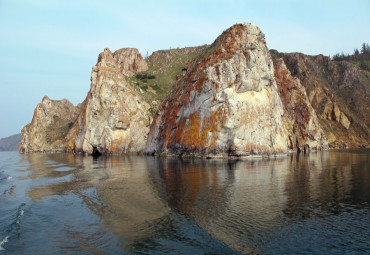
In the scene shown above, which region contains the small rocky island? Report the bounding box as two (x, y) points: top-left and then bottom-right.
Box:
(19, 23), (370, 156)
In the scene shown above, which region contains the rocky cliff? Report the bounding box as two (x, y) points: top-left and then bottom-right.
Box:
(19, 96), (80, 152)
(271, 51), (370, 148)
(65, 48), (151, 154)
(146, 24), (288, 157)
(20, 23), (369, 155)
(273, 58), (328, 151)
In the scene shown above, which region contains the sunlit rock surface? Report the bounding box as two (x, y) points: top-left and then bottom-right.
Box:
(20, 23), (369, 155)
(113, 48), (148, 76)
(66, 48), (151, 154)
(146, 23), (288, 157)
(20, 96), (80, 152)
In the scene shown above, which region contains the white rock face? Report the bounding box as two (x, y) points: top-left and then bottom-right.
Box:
(20, 96), (79, 152)
(146, 24), (288, 157)
(66, 48), (151, 154)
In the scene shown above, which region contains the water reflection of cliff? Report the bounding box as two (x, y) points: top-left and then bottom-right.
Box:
(148, 157), (290, 254)
(21, 154), (170, 248)
(19, 150), (369, 254)
(146, 150), (369, 254)
(283, 150), (369, 219)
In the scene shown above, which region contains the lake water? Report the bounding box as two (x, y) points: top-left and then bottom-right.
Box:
(0, 150), (369, 254)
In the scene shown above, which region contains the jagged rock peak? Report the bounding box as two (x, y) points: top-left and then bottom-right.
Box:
(95, 47), (148, 77)
(113, 48), (148, 76)
(65, 46), (151, 154)
(42, 95), (50, 102)
(146, 23), (288, 157)
(20, 96), (80, 152)
(96, 48), (118, 68)
(213, 23), (266, 52)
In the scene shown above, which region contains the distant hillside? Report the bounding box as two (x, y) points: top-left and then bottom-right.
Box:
(332, 42), (370, 71)
(0, 133), (22, 151)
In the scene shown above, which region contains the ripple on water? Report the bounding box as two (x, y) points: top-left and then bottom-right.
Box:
(0, 236), (9, 250)
(54, 166), (74, 172)
(0, 203), (25, 252)
(259, 208), (370, 254)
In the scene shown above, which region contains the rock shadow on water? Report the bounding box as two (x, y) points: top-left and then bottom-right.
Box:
(16, 150), (370, 254)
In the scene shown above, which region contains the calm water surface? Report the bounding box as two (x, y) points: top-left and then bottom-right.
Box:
(0, 150), (369, 254)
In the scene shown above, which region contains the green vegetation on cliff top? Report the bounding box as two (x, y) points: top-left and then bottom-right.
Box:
(125, 45), (210, 116)
(332, 42), (370, 71)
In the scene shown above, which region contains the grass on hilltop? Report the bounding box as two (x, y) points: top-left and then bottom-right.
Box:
(125, 45), (210, 116)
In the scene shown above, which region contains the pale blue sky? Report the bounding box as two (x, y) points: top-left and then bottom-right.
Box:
(0, 0), (369, 138)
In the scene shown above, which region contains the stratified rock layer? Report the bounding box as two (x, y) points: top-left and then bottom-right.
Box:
(146, 24), (288, 157)
(274, 58), (328, 151)
(20, 96), (80, 152)
(272, 51), (370, 148)
(65, 48), (151, 154)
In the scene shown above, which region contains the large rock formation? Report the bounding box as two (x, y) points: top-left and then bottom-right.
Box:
(146, 24), (288, 157)
(273, 58), (328, 151)
(20, 23), (368, 155)
(20, 96), (80, 152)
(271, 51), (370, 148)
(65, 48), (151, 154)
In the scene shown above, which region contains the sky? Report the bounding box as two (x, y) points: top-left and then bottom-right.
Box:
(0, 0), (369, 138)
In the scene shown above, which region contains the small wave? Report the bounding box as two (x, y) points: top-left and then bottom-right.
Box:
(16, 209), (24, 224)
(0, 236), (9, 250)
(0, 176), (12, 181)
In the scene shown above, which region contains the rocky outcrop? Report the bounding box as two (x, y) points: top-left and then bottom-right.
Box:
(65, 48), (151, 154)
(273, 58), (328, 151)
(20, 24), (369, 155)
(272, 51), (370, 148)
(112, 48), (148, 76)
(146, 24), (288, 157)
(20, 96), (80, 152)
